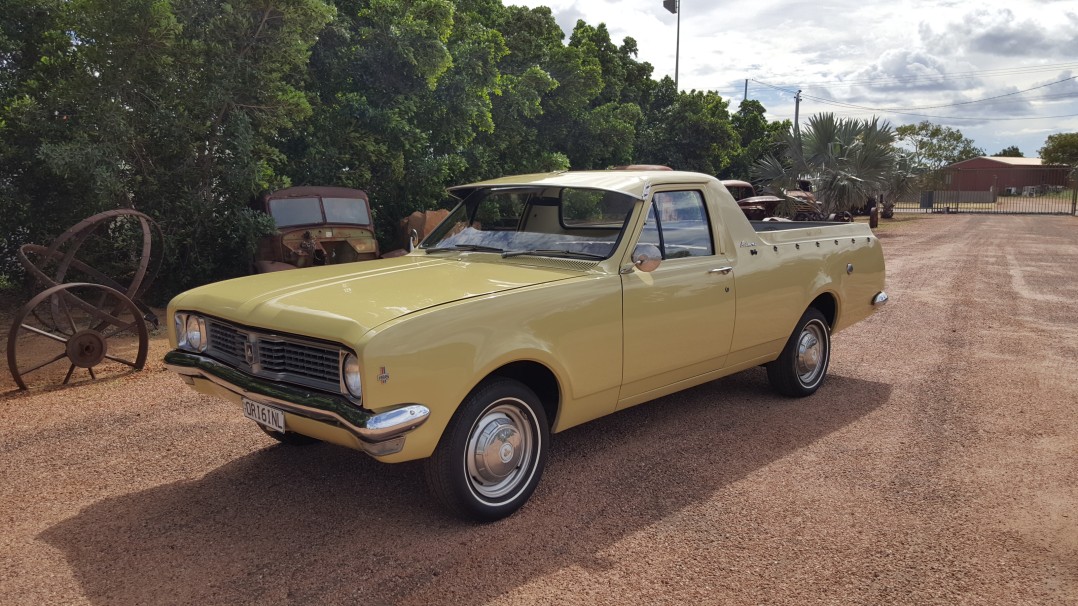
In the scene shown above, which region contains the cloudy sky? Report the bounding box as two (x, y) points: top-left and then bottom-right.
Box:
(510, 0), (1078, 159)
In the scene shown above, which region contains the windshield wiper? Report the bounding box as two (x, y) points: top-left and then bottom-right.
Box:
(502, 249), (607, 260)
(424, 244), (506, 254)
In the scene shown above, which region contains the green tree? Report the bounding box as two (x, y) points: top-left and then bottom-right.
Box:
(895, 120), (984, 171)
(0, 0), (97, 279)
(725, 99), (790, 179)
(463, 5), (570, 177)
(1, 0), (335, 295)
(281, 0), (503, 250)
(466, 9), (651, 176)
(753, 113), (902, 215)
(1039, 132), (1078, 166)
(992, 145), (1023, 157)
(633, 79), (739, 174)
(555, 19), (644, 168)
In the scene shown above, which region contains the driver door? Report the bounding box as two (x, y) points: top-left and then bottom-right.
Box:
(618, 189), (736, 404)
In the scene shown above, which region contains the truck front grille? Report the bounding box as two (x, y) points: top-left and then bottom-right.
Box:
(206, 319), (342, 393)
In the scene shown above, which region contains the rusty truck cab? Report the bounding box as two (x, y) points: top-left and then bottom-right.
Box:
(253, 186), (379, 273)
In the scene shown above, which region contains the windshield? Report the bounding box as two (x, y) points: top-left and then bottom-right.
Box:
(421, 187), (637, 260)
(323, 197), (371, 225)
(268, 196), (372, 227)
(268, 197), (323, 227)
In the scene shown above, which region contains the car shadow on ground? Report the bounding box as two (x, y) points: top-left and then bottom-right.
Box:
(40, 369), (891, 605)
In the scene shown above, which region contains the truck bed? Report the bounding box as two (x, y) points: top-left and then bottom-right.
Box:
(747, 219), (874, 248)
(749, 220), (845, 232)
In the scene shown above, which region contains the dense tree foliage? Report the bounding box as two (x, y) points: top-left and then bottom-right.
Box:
(1039, 132), (1078, 167)
(1, 0), (789, 298)
(895, 121), (984, 171)
(727, 99), (791, 179)
(1, 0), (334, 295)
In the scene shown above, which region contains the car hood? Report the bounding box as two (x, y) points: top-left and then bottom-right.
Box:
(170, 256), (582, 345)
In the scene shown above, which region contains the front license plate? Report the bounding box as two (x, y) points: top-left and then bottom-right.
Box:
(243, 398), (286, 433)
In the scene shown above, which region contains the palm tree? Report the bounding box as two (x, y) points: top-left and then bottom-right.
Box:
(752, 113), (906, 216)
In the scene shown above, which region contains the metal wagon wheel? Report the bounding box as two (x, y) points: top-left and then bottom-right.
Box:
(18, 209), (163, 296)
(16, 209), (163, 330)
(7, 283), (149, 390)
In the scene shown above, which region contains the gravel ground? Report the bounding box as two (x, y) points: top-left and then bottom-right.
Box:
(1, 214), (1076, 605)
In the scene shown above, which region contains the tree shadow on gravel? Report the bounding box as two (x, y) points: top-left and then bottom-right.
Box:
(40, 369), (890, 605)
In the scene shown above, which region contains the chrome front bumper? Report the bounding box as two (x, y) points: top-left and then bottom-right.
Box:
(164, 350), (429, 456)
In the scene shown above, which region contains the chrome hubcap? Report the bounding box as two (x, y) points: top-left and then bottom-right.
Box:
(467, 400), (535, 500)
(795, 321), (827, 386)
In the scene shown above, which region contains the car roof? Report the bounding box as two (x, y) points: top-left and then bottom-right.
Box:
(448, 170), (717, 200)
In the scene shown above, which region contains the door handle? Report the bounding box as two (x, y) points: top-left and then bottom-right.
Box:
(709, 267), (733, 275)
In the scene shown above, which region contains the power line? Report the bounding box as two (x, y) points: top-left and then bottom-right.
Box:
(764, 61), (1078, 90)
(765, 108), (1078, 122)
(797, 76), (1077, 111)
(748, 78), (1078, 122)
(811, 104), (1078, 122)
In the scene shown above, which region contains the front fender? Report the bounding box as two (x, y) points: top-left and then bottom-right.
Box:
(356, 273), (624, 462)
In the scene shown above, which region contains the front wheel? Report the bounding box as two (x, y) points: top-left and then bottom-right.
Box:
(766, 308), (831, 397)
(425, 378), (549, 522)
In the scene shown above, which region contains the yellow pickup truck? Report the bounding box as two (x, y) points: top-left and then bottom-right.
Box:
(165, 169), (888, 520)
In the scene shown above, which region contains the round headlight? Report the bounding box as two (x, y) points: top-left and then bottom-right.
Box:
(343, 353), (362, 398)
(185, 315), (206, 351)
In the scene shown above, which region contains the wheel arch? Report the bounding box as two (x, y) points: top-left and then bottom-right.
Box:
(486, 360), (560, 429)
(808, 291), (838, 329)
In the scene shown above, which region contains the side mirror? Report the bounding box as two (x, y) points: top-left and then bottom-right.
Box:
(632, 243), (662, 273)
(408, 228), (420, 251)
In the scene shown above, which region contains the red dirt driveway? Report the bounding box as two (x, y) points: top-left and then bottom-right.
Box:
(1, 214), (1076, 605)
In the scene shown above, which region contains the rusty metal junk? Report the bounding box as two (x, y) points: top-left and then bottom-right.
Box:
(6, 210), (162, 390)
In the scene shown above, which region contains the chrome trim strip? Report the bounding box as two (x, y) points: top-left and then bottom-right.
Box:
(872, 291), (889, 306)
(164, 350), (429, 448)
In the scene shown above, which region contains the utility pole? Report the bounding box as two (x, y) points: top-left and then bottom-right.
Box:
(744, 79), (748, 102)
(663, 0), (680, 90)
(794, 89), (803, 172)
(794, 89), (802, 140)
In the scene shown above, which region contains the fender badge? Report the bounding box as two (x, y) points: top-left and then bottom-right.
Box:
(377, 366), (390, 384)
(739, 241), (758, 248)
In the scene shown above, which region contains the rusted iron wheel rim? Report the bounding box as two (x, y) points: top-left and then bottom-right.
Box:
(7, 283), (149, 390)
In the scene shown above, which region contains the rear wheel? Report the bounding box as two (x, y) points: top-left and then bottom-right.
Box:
(766, 308), (831, 397)
(425, 378), (549, 522)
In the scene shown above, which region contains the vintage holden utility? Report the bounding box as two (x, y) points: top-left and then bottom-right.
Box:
(165, 169), (888, 521)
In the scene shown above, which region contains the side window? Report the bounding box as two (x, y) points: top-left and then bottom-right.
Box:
(651, 191), (713, 259)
